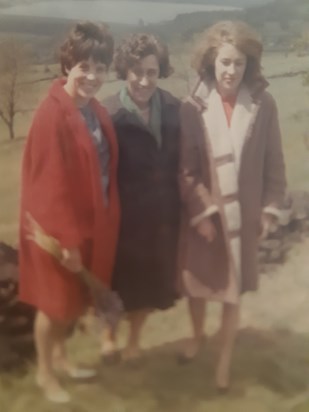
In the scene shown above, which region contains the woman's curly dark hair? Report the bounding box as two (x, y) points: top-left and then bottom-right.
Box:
(114, 33), (173, 79)
(60, 21), (114, 75)
(192, 20), (263, 86)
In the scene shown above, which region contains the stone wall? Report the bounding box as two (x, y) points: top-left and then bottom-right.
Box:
(259, 190), (309, 273)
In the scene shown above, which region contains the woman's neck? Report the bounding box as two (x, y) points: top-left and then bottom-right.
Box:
(216, 85), (239, 101)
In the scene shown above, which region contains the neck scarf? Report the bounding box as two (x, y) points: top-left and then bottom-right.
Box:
(120, 86), (162, 147)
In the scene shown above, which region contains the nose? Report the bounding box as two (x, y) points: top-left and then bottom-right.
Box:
(86, 73), (95, 81)
(139, 75), (150, 87)
(227, 64), (236, 75)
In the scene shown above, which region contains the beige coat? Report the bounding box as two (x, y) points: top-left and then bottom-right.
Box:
(178, 78), (286, 303)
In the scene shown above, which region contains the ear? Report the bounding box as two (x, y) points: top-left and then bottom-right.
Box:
(64, 66), (70, 76)
(0, 248), (4, 265)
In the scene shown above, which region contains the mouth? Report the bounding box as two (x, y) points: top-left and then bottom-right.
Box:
(136, 87), (153, 95)
(80, 83), (97, 94)
(224, 77), (235, 83)
(137, 87), (151, 92)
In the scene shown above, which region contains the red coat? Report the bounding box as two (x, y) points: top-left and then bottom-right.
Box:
(19, 79), (120, 321)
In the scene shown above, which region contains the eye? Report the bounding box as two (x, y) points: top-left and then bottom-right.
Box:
(80, 62), (90, 72)
(132, 68), (143, 77)
(221, 59), (231, 66)
(147, 69), (159, 77)
(96, 64), (107, 73)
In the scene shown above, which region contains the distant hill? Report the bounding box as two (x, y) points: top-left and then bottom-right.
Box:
(114, 0), (273, 7)
(0, 0), (274, 9)
(0, 0), (307, 61)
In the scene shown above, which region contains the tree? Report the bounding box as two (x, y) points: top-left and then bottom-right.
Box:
(170, 35), (194, 96)
(0, 37), (32, 140)
(291, 29), (309, 57)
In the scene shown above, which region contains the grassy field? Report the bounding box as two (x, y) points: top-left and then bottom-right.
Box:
(1, 51), (309, 411)
(2, 241), (309, 411)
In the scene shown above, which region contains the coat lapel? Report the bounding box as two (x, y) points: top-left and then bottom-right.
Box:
(193, 80), (262, 174)
(229, 86), (260, 173)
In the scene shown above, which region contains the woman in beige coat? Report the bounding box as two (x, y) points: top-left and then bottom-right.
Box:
(178, 20), (286, 391)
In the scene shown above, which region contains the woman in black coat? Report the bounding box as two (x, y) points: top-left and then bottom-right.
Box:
(102, 33), (181, 360)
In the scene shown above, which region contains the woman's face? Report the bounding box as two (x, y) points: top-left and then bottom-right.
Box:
(126, 54), (160, 109)
(65, 57), (107, 106)
(214, 42), (247, 97)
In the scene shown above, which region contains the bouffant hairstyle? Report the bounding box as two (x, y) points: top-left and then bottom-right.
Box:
(192, 20), (263, 85)
(114, 33), (173, 79)
(60, 21), (114, 75)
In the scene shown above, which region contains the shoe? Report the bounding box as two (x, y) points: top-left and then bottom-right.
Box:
(176, 352), (196, 365)
(101, 350), (121, 366)
(66, 367), (97, 379)
(44, 388), (71, 403)
(216, 385), (229, 395)
(176, 337), (205, 365)
(121, 348), (143, 368)
(121, 347), (141, 362)
(36, 375), (71, 404)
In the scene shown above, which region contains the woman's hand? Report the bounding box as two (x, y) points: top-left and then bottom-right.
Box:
(196, 217), (217, 242)
(61, 247), (83, 273)
(259, 213), (277, 240)
(63, 63), (87, 98)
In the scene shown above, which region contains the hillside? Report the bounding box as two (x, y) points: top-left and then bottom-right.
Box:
(0, 0), (274, 7)
(0, 0), (306, 61)
(106, 0), (273, 6)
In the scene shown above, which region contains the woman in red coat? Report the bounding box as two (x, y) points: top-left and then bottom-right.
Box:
(18, 22), (120, 403)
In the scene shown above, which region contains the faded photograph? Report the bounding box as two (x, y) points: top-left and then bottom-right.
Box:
(0, 0), (308, 411)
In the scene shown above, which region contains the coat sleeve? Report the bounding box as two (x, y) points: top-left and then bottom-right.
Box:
(262, 96), (287, 217)
(179, 100), (218, 226)
(22, 105), (82, 249)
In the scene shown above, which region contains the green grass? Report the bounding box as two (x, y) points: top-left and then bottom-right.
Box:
(1, 51), (309, 411)
(3, 247), (309, 412)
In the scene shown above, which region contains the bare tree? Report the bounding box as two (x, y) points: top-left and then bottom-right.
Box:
(171, 35), (193, 96)
(291, 29), (309, 57)
(0, 37), (32, 139)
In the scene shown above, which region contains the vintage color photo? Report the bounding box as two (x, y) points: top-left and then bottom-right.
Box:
(0, 0), (309, 411)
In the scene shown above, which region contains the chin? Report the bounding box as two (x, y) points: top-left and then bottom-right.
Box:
(132, 96), (148, 107)
(224, 86), (237, 96)
(79, 87), (99, 98)
(137, 97), (149, 104)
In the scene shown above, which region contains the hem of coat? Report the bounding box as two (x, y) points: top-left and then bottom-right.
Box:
(117, 295), (179, 312)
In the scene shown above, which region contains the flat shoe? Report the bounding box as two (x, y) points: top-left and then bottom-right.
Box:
(216, 386), (229, 395)
(67, 367), (97, 379)
(176, 352), (196, 365)
(36, 375), (71, 404)
(45, 388), (71, 403)
(101, 350), (121, 366)
(123, 356), (143, 369)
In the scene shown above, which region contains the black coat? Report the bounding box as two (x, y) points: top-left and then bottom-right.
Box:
(104, 89), (181, 311)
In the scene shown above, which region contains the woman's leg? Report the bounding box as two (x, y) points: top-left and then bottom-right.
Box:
(100, 323), (119, 364)
(53, 327), (97, 378)
(215, 303), (239, 390)
(122, 309), (150, 360)
(181, 297), (206, 359)
(34, 310), (70, 402)
(101, 324), (117, 351)
(52, 323), (75, 372)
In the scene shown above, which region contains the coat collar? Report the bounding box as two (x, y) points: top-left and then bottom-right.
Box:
(191, 76), (268, 171)
(104, 87), (179, 117)
(48, 77), (117, 157)
(189, 75), (269, 113)
(104, 87), (179, 146)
